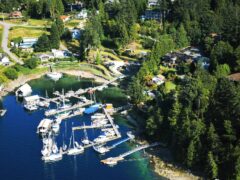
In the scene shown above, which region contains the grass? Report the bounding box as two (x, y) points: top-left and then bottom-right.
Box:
(165, 81), (176, 93)
(65, 19), (84, 28)
(54, 61), (112, 80)
(9, 26), (48, 41)
(0, 25), (3, 52)
(27, 19), (52, 27)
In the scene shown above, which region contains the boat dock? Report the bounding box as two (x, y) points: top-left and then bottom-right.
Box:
(101, 142), (160, 165)
(45, 100), (94, 117)
(103, 108), (121, 138)
(72, 124), (112, 130)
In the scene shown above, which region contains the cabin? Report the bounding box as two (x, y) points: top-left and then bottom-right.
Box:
(9, 11), (23, 19)
(23, 95), (40, 105)
(15, 84), (32, 97)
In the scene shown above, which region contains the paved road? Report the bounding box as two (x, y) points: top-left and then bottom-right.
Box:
(0, 21), (24, 64)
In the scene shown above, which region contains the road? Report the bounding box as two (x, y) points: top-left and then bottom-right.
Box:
(0, 21), (24, 64)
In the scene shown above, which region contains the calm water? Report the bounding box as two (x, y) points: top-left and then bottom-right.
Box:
(0, 75), (161, 180)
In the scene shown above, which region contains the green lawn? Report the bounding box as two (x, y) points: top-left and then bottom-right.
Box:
(9, 26), (48, 41)
(28, 19), (52, 27)
(165, 81), (176, 93)
(65, 19), (84, 28)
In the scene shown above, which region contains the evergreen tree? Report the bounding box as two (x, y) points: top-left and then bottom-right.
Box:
(176, 24), (189, 48)
(34, 33), (50, 52)
(205, 151), (218, 179)
(49, 23), (60, 49)
(55, 17), (65, 37)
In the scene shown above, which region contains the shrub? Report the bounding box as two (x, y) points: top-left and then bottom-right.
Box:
(25, 57), (40, 69)
(4, 68), (18, 80)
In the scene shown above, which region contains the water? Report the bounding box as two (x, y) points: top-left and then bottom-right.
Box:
(0, 75), (161, 180)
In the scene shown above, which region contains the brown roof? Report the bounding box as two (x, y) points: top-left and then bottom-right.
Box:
(9, 11), (22, 17)
(228, 73), (240, 82)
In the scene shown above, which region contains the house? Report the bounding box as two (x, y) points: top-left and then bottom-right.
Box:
(0, 54), (10, 66)
(19, 38), (38, 49)
(9, 11), (23, 19)
(70, 29), (81, 39)
(76, 9), (88, 19)
(60, 15), (71, 22)
(148, 0), (158, 7)
(152, 75), (165, 85)
(52, 49), (71, 59)
(141, 10), (161, 21)
(36, 53), (54, 62)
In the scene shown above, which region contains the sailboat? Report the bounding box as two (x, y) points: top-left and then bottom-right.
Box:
(42, 135), (62, 162)
(62, 122), (67, 152)
(82, 122), (90, 145)
(67, 127), (84, 155)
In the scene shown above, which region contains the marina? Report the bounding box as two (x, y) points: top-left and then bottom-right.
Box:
(0, 75), (160, 180)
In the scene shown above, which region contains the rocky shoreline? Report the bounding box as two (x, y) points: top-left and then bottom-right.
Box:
(0, 69), (110, 98)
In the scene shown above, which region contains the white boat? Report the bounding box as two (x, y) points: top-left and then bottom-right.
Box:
(45, 109), (57, 116)
(73, 108), (85, 115)
(42, 153), (62, 162)
(52, 123), (60, 133)
(24, 104), (38, 111)
(103, 129), (115, 137)
(93, 135), (108, 143)
(93, 145), (109, 154)
(46, 72), (63, 81)
(91, 113), (105, 120)
(37, 119), (52, 134)
(67, 129), (84, 155)
(82, 122), (91, 145)
(55, 111), (71, 119)
(38, 101), (50, 108)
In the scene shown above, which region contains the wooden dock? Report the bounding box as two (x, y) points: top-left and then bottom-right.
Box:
(45, 100), (94, 116)
(73, 124), (112, 130)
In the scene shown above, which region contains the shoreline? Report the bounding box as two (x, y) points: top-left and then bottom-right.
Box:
(0, 68), (110, 98)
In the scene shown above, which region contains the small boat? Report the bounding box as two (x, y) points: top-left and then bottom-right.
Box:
(45, 109), (57, 116)
(46, 72), (63, 81)
(37, 119), (52, 134)
(55, 111), (71, 119)
(52, 123), (60, 134)
(93, 145), (109, 154)
(38, 101), (50, 108)
(67, 128), (84, 155)
(84, 104), (102, 114)
(73, 108), (85, 115)
(24, 104), (38, 111)
(91, 113), (105, 120)
(43, 153), (62, 162)
(93, 135), (108, 143)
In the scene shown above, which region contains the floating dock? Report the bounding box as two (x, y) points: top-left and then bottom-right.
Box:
(101, 142), (160, 165)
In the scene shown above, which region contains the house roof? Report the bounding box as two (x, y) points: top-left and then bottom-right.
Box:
(60, 15), (70, 21)
(228, 73), (240, 82)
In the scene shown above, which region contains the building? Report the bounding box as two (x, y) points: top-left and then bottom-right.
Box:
(76, 9), (88, 19)
(148, 0), (158, 7)
(23, 95), (40, 106)
(70, 29), (81, 39)
(19, 38), (38, 49)
(52, 49), (72, 59)
(36, 53), (54, 62)
(15, 83), (32, 97)
(141, 10), (161, 21)
(0, 54), (10, 66)
(60, 15), (71, 22)
(9, 11), (23, 19)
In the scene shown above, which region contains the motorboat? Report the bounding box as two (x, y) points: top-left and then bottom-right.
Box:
(24, 104), (38, 111)
(55, 111), (71, 119)
(93, 145), (109, 154)
(42, 153), (62, 162)
(38, 101), (50, 108)
(46, 72), (63, 81)
(45, 109), (57, 116)
(37, 119), (52, 134)
(93, 135), (108, 143)
(91, 113), (105, 120)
